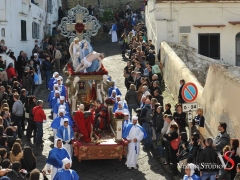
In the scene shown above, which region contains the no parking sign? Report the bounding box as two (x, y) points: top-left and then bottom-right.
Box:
(181, 82), (198, 103)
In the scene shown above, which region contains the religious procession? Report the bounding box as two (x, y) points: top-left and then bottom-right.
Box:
(0, 0), (240, 180)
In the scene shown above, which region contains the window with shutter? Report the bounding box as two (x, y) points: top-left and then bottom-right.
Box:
(36, 23), (39, 38)
(32, 22), (40, 39)
(47, 0), (52, 13)
(21, 20), (27, 41)
(198, 34), (220, 59)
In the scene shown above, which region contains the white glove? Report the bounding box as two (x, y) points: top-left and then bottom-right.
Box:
(43, 120), (47, 123)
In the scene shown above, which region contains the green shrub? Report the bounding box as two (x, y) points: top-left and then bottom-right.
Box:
(101, 9), (114, 22)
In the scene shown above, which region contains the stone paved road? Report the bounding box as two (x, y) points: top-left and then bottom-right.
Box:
(23, 41), (177, 180)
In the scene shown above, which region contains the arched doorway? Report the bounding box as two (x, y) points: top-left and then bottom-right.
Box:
(236, 33), (240, 66)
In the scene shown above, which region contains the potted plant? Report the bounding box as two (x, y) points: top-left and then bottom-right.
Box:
(105, 98), (115, 106)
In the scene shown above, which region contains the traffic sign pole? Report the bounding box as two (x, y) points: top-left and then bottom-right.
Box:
(181, 82), (199, 140)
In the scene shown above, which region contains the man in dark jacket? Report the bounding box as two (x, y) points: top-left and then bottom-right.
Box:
(103, 22), (109, 42)
(135, 72), (141, 90)
(42, 56), (54, 89)
(146, 49), (155, 66)
(153, 90), (163, 108)
(140, 98), (152, 150)
(198, 138), (219, 179)
(213, 122), (230, 153)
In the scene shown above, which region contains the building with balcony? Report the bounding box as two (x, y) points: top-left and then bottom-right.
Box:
(145, 0), (240, 66)
(0, 0), (61, 57)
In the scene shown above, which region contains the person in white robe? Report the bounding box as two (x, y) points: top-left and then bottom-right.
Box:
(115, 101), (130, 117)
(33, 53), (42, 85)
(56, 118), (74, 156)
(111, 23), (118, 42)
(123, 116), (146, 170)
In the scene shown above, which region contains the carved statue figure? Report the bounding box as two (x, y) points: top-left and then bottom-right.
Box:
(65, 76), (80, 113)
(101, 75), (111, 102)
(80, 40), (93, 60)
(69, 37), (82, 69)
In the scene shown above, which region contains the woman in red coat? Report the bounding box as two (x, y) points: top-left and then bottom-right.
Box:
(6, 63), (17, 81)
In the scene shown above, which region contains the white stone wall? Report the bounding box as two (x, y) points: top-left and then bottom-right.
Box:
(145, 1), (240, 66)
(0, 0), (60, 57)
(161, 41), (240, 139)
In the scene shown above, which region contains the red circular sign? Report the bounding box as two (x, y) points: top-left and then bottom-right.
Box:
(181, 82), (198, 103)
(75, 23), (85, 33)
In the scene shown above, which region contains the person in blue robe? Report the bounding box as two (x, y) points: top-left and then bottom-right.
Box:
(108, 81), (122, 97)
(50, 91), (60, 109)
(46, 139), (70, 180)
(58, 84), (66, 97)
(56, 118), (74, 156)
(122, 113), (131, 133)
(48, 72), (59, 91)
(51, 109), (73, 131)
(53, 96), (70, 119)
(54, 77), (66, 97)
(109, 90), (117, 101)
(183, 163), (201, 180)
(48, 84), (59, 102)
(53, 158), (79, 180)
(113, 95), (128, 112)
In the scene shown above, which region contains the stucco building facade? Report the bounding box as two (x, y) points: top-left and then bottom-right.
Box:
(145, 0), (240, 66)
(0, 0), (61, 57)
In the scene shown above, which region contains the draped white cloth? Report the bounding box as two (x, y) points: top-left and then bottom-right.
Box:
(111, 31), (118, 42)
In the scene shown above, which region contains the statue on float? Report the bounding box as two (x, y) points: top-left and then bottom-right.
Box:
(65, 76), (80, 113)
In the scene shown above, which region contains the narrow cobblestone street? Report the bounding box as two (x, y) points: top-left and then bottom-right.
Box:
(24, 41), (177, 180)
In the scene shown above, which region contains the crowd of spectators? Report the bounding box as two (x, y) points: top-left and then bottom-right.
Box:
(0, 34), (69, 179)
(109, 4), (240, 180)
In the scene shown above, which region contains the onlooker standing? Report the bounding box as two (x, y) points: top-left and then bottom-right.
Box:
(177, 132), (189, 176)
(6, 63), (17, 82)
(192, 108), (205, 138)
(9, 142), (23, 163)
(12, 94), (24, 138)
(53, 47), (62, 73)
(146, 49), (155, 66)
(125, 84), (138, 118)
(198, 138), (218, 180)
(29, 169), (49, 180)
(213, 122), (230, 153)
(178, 79), (185, 104)
(103, 22), (110, 42)
(173, 104), (187, 133)
(164, 124), (179, 176)
(87, 5), (94, 15)
(140, 98), (152, 150)
(234, 163), (240, 180)
(42, 56), (54, 89)
(7, 161), (25, 180)
(20, 146), (36, 177)
(26, 96), (37, 142)
(33, 100), (46, 146)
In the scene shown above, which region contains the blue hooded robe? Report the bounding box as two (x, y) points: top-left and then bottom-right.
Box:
(53, 169), (79, 180)
(122, 123), (147, 139)
(51, 116), (73, 130)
